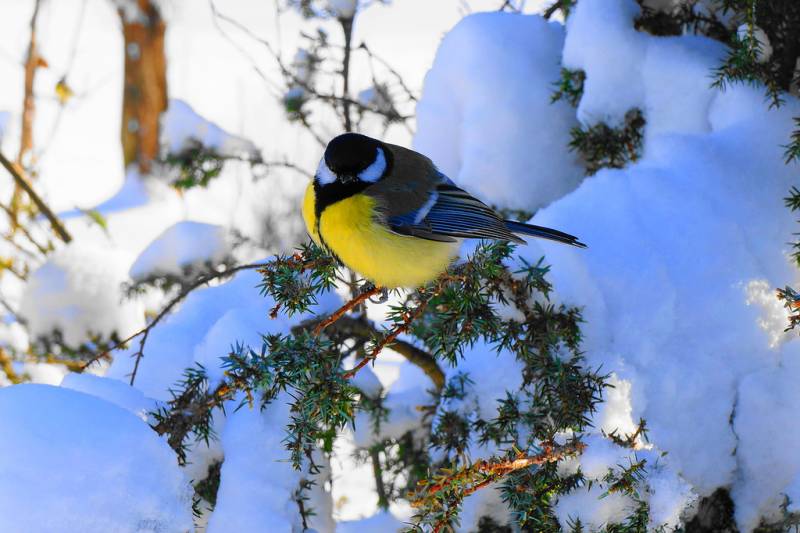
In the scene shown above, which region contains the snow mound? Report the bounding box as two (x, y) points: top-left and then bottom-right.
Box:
(129, 221), (234, 280)
(207, 393), (334, 532)
(416, 5), (800, 530)
(162, 99), (259, 158)
(60, 372), (157, 421)
(0, 384), (193, 532)
(414, 12), (583, 212)
(19, 242), (143, 347)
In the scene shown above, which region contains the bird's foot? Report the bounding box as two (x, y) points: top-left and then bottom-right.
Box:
(363, 283), (388, 304)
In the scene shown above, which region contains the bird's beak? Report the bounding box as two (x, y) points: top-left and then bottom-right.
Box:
(339, 174), (356, 184)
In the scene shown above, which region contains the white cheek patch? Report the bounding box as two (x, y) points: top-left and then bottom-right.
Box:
(357, 147), (386, 183)
(316, 158), (337, 185)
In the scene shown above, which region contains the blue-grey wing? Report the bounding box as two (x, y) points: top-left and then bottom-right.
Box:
(388, 181), (524, 244)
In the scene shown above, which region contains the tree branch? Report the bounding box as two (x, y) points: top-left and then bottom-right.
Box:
(297, 315), (445, 392)
(340, 16), (354, 132)
(0, 152), (72, 243)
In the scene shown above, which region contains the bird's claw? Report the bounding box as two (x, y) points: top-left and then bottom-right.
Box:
(368, 287), (389, 304)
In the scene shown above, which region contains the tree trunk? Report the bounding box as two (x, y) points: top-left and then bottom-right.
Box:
(119, 0), (167, 175)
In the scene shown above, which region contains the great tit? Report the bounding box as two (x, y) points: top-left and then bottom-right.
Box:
(302, 133), (585, 288)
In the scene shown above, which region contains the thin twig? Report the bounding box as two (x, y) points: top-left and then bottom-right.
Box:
(343, 295), (430, 379)
(312, 285), (382, 335)
(0, 152), (72, 243)
(209, 2), (412, 127)
(543, 0), (568, 19)
(10, 0), (44, 230)
(295, 314), (445, 392)
(80, 262), (270, 377)
(340, 16), (354, 132)
(358, 42), (418, 103)
(0, 347), (21, 384)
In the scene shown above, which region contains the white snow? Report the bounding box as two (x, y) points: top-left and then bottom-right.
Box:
(129, 221), (234, 280)
(206, 392), (334, 532)
(562, 0), (647, 126)
(555, 485), (637, 530)
(416, 4), (800, 531)
(19, 241), (144, 347)
(161, 99), (259, 159)
(1, 0), (799, 531)
(328, 0), (358, 19)
(0, 111), (8, 143)
(59, 372), (157, 421)
(414, 12), (584, 212)
(0, 384), (193, 532)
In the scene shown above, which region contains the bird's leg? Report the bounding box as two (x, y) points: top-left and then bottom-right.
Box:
(313, 283), (383, 336)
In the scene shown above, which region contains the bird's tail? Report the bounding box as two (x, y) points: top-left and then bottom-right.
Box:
(504, 220), (587, 248)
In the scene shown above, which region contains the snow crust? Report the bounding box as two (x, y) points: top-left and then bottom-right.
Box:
(0, 384), (193, 532)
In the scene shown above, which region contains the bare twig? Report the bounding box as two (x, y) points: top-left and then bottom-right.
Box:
(312, 285), (382, 335)
(543, 0), (569, 19)
(340, 16), (354, 132)
(343, 294), (430, 380)
(0, 152), (72, 243)
(209, 1), (412, 130)
(358, 42), (418, 103)
(80, 262), (271, 379)
(0, 201), (49, 255)
(0, 347), (21, 384)
(18, 0), (42, 167)
(10, 0), (44, 230)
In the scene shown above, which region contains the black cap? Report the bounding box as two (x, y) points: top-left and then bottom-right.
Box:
(324, 133), (382, 175)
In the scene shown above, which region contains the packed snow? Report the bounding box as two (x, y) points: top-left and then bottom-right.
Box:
(0, 0), (798, 531)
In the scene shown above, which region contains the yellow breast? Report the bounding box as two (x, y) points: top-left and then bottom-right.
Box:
(302, 182), (458, 288)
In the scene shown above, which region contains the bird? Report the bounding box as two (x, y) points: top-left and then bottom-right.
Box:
(302, 133), (585, 289)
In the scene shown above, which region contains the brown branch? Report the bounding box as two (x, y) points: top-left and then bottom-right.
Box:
(18, 0), (42, 166)
(312, 285), (382, 335)
(343, 295), (430, 380)
(0, 347), (21, 384)
(0, 152), (72, 243)
(412, 442), (586, 532)
(296, 315), (445, 392)
(10, 0), (44, 230)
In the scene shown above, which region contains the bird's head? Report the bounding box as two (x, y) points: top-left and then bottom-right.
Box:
(315, 133), (388, 187)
